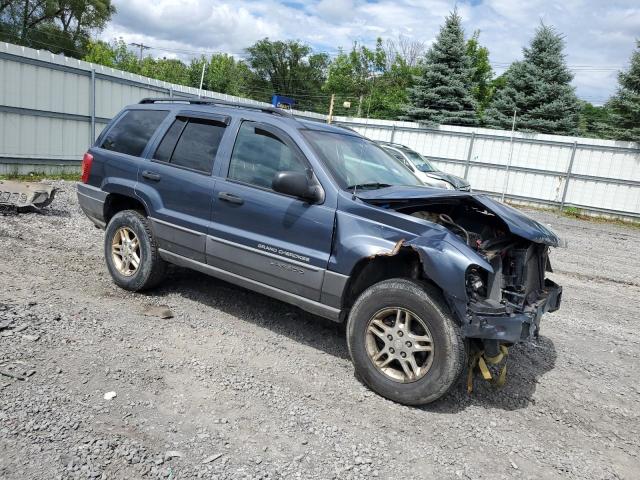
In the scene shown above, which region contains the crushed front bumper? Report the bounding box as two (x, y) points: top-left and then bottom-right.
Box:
(462, 279), (562, 344)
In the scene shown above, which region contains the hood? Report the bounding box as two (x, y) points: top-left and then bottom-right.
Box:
(355, 186), (561, 247)
(424, 171), (470, 190)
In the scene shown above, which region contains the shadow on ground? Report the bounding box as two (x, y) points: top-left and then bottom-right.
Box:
(150, 265), (557, 412)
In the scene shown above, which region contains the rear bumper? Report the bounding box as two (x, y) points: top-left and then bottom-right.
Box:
(77, 183), (107, 228)
(462, 279), (562, 344)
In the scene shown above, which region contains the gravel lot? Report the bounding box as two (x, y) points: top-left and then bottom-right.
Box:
(1, 181), (638, 480)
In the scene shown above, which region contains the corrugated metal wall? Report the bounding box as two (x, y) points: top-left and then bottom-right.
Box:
(0, 42), (323, 173)
(1, 42), (638, 219)
(334, 119), (640, 219)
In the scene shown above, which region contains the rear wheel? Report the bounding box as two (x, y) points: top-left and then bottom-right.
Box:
(347, 278), (466, 405)
(104, 210), (166, 291)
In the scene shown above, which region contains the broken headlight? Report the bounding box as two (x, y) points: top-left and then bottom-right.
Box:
(466, 266), (488, 300)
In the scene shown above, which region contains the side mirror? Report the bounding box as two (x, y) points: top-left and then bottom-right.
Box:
(272, 171), (323, 203)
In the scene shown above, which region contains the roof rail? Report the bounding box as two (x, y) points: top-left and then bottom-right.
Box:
(138, 97), (294, 118)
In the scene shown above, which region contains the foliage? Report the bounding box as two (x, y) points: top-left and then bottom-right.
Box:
(244, 38), (329, 110)
(324, 38), (422, 120)
(605, 40), (640, 143)
(466, 30), (493, 115)
(405, 10), (478, 126)
(0, 0), (115, 58)
(484, 24), (580, 135)
(205, 53), (251, 97)
(577, 102), (611, 139)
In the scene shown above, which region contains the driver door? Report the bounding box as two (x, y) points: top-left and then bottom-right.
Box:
(207, 121), (335, 301)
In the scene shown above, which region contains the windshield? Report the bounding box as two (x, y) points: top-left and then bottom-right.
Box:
(302, 131), (422, 190)
(401, 148), (437, 173)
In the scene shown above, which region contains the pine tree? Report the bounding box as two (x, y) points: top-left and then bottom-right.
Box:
(606, 41), (640, 142)
(484, 24), (580, 135)
(404, 10), (478, 126)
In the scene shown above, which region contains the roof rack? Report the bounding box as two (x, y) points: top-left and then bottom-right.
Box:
(138, 97), (294, 118)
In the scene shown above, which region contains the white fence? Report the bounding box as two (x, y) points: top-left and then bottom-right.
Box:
(334, 119), (640, 219)
(1, 42), (639, 220)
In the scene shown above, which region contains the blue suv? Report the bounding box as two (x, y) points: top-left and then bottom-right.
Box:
(77, 98), (562, 405)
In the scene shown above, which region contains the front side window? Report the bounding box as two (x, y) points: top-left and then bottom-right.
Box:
(382, 147), (414, 171)
(228, 122), (307, 189)
(101, 109), (168, 157)
(400, 148), (437, 173)
(153, 117), (226, 173)
(302, 131), (422, 190)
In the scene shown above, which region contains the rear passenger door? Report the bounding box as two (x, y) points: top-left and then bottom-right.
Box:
(208, 121), (335, 301)
(136, 113), (229, 262)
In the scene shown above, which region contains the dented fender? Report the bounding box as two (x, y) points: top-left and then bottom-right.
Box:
(330, 207), (493, 306)
(405, 236), (493, 301)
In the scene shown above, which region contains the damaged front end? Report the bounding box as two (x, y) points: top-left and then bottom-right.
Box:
(358, 190), (563, 347)
(355, 189), (564, 390)
(0, 180), (57, 212)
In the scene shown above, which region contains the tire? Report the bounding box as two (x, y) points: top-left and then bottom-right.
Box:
(346, 278), (466, 406)
(104, 209), (166, 291)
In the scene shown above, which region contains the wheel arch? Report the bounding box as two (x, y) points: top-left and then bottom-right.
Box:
(340, 245), (438, 312)
(103, 192), (148, 224)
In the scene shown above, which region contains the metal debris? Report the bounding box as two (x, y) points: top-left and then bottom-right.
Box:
(0, 180), (57, 212)
(467, 345), (509, 393)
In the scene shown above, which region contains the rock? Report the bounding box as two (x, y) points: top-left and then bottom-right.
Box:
(142, 305), (174, 319)
(22, 334), (40, 341)
(103, 391), (117, 400)
(13, 325), (28, 332)
(0, 320), (13, 330)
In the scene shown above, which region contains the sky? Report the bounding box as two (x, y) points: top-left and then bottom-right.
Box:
(101, 0), (640, 105)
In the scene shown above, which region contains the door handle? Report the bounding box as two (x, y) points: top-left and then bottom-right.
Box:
(142, 170), (161, 181)
(218, 191), (244, 205)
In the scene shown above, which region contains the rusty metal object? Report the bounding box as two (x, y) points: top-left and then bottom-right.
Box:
(0, 181), (57, 212)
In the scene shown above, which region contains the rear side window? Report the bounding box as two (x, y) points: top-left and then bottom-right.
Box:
(101, 110), (168, 157)
(153, 117), (226, 173)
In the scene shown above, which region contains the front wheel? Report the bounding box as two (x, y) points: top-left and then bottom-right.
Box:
(104, 210), (166, 291)
(346, 279), (466, 405)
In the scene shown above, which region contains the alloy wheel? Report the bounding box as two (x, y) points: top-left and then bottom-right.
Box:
(111, 227), (140, 277)
(365, 307), (434, 383)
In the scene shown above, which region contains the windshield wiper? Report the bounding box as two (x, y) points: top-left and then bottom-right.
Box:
(346, 182), (392, 192)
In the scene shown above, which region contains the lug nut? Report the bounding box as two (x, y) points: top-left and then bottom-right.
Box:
(397, 331), (404, 337)
(389, 348), (395, 354)
(387, 335), (393, 340)
(405, 341), (412, 347)
(401, 352), (407, 358)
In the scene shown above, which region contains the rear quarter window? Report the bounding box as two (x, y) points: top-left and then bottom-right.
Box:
(101, 110), (168, 157)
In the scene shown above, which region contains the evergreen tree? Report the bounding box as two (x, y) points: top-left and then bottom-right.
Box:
(605, 41), (640, 142)
(404, 10), (478, 126)
(484, 24), (580, 135)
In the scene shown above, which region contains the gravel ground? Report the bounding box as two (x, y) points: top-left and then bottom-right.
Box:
(0, 181), (638, 480)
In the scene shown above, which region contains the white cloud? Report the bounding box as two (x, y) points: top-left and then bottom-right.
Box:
(103, 0), (640, 103)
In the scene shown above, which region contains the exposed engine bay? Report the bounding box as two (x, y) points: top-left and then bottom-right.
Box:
(385, 197), (561, 338)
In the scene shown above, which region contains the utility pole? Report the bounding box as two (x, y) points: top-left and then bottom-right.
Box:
(198, 61), (206, 98)
(501, 108), (518, 202)
(357, 94), (363, 117)
(327, 93), (335, 124)
(129, 42), (150, 61)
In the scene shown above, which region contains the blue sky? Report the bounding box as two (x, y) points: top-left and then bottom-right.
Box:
(102, 0), (640, 105)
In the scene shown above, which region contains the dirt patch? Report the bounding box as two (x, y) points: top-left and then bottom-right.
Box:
(0, 181), (638, 479)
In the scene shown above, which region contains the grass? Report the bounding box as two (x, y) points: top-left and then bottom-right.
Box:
(0, 172), (80, 182)
(500, 200), (640, 229)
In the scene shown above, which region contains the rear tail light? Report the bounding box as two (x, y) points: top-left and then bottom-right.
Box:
(81, 152), (93, 183)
